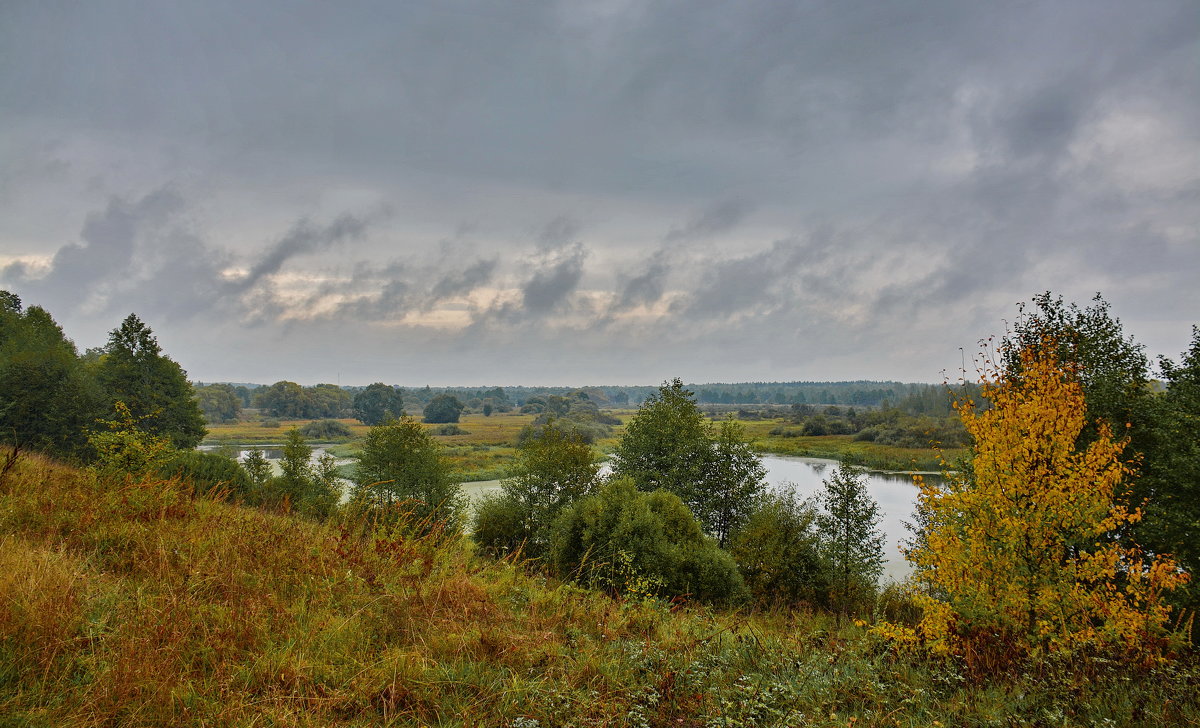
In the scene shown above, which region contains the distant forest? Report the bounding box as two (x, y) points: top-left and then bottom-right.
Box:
(199, 380), (947, 412)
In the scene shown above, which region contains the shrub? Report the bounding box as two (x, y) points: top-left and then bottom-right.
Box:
(261, 418), (281, 428)
(551, 478), (748, 605)
(729, 489), (826, 606)
(471, 492), (532, 557)
(434, 424), (467, 436)
(299, 419), (352, 439)
(156, 450), (254, 500)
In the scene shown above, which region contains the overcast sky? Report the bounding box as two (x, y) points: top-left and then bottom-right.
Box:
(2, 1), (1197, 386)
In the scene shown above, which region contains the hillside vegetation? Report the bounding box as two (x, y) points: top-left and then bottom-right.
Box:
(1, 453), (1196, 727)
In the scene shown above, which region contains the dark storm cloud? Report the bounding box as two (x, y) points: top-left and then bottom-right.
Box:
(0, 0), (1196, 383)
(227, 213), (376, 294)
(428, 258), (497, 305)
(521, 244), (587, 314)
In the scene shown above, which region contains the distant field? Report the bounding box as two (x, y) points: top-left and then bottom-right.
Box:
(203, 410), (955, 477)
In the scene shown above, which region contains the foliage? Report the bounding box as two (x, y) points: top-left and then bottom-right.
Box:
(435, 423), (468, 435)
(475, 423), (599, 559)
(0, 292), (102, 460)
(351, 416), (463, 532)
(263, 429), (339, 518)
(194, 382), (242, 424)
(2, 454), (1199, 725)
(613, 380), (713, 508)
(299, 418), (353, 439)
(255, 380), (352, 419)
(1003, 292), (1153, 454)
(1142, 326), (1200, 606)
(156, 449), (254, 500)
(551, 477), (748, 605)
(423, 393), (465, 423)
(241, 448), (273, 495)
(883, 343), (1189, 666)
(706, 418), (767, 547)
(729, 488), (827, 606)
(87, 401), (174, 475)
(817, 462), (885, 616)
(352, 382), (403, 425)
(94, 313), (207, 449)
(470, 491), (531, 557)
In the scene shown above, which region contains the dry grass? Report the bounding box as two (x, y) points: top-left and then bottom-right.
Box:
(0, 450), (1195, 726)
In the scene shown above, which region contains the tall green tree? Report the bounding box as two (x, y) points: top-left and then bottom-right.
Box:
(353, 382), (404, 425)
(352, 416), (463, 531)
(265, 428), (339, 518)
(706, 417), (766, 547)
(95, 313), (206, 449)
(817, 462), (884, 616)
(0, 292), (102, 460)
(1142, 327), (1200, 604)
(612, 378), (714, 516)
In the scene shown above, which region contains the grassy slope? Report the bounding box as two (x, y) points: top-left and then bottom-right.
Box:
(1, 454), (1196, 727)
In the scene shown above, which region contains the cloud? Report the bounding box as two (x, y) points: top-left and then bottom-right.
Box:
(664, 199), (750, 242)
(521, 243), (587, 314)
(226, 212), (376, 294)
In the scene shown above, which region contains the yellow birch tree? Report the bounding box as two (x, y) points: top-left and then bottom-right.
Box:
(878, 342), (1188, 666)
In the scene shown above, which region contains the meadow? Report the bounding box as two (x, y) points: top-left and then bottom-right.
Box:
(203, 411), (957, 481)
(2, 451), (1194, 726)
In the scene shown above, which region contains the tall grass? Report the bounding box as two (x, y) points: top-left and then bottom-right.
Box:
(0, 450), (1195, 726)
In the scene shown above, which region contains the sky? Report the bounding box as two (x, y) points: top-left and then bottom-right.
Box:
(1, 1), (1197, 387)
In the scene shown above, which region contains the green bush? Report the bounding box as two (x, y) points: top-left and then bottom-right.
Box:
(551, 478), (748, 605)
(435, 424), (468, 435)
(730, 489), (827, 606)
(261, 418), (281, 428)
(471, 492), (532, 557)
(299, 419), (352, 439)
(156, 450), (254, 501)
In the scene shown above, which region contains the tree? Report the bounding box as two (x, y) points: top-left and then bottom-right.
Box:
(353, 382), (403, 425)
(423, 393), (465, 424)
(194, 383), (242, 424)
(612, 378), (714, 518)
(95, 314), (206, 449)
(1003, 292), (1152, 455)
(351, 416), (463, 531)
(242, 448), (273, 499)
(706, 418), (767, 547)
(0, 293), (102, 460)
(474, 423), (600, 558)
(1141, 327), (1200, 605)
(817, 462), (884, 616)
(255, 381), (312, 419)
(884, 343), (1188, 664)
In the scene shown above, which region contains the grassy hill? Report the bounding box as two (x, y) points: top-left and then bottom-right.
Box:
(0, 453), (1195, 726)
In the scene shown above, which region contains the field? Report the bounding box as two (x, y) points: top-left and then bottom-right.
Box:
(204, 411), (958, 479)
(2, 452), (1194, 726)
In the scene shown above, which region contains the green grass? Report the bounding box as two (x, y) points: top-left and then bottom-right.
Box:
(0, 451), (1194, 726)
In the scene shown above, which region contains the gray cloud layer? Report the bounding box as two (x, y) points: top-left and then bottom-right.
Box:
(0, 1), (1196, 384)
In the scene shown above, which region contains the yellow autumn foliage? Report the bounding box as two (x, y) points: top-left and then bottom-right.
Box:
(878, 343), (1188, 665)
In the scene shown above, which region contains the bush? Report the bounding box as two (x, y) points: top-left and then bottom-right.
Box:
(156, 450), (254, 501)
(299, 419), (352, 439)
(435, 424), (468, 436)
(551, 478), (748, 605)
(729, 489), (827, 606)
(261, 418), (281, 428)
(471, 492), (532, 557)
